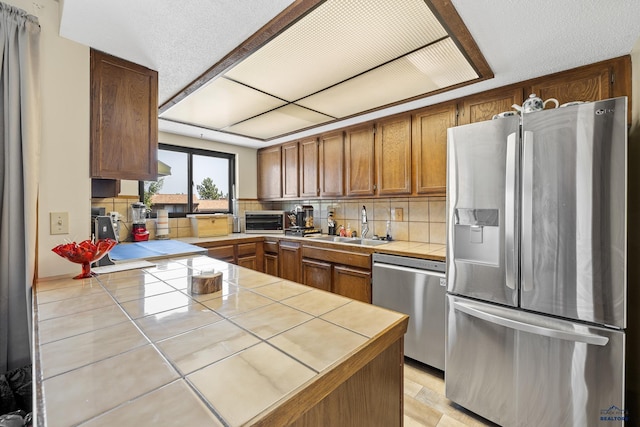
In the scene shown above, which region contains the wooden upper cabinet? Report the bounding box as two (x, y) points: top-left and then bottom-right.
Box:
(319, 131), (344, 197)
(257, 145), (282, 199)
(282, 142), (299, 199)
(345, 124), (375, 197)
(299, 137), (319, 198)
(458, 87), (524, 125)
(412, 102), (457, 195)
(90, 49), (158, 180)
(375, 114), (412, 195)
(526, 62), (613, 106)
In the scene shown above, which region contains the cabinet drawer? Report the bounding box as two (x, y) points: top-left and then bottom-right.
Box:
(207, 245), (235, 260)
(302, 246), (371, 270)
(237, 242), (257, 256)
(264, 241), (278, 254)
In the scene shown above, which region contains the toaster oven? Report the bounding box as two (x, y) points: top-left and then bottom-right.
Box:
(244, 210), (286, 234)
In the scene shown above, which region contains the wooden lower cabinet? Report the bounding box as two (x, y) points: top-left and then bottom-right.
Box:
(207, 245), (235, 263)
(301, 245), (372, 303)
(279, 241), (301, 283)
(301, 258), (332, 292)
(333, 265), (372, 303)
(264, 252), (279, 277)
(197, 240), (262, 271)
(237, 242), (263, 272)
(263, 239), (279, 276)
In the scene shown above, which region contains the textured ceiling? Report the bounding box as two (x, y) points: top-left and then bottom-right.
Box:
(59, 0), (640, 148)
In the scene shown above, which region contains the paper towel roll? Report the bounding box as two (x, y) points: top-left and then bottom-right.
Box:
(156, 209), (169, 239)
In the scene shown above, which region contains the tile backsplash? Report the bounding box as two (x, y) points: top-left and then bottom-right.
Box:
(91, 196), (445, 244)
(268, 197), (446, 244)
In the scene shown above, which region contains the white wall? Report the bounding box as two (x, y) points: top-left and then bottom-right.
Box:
(6, 0), (258, 278)
(5, 0), (92, 279)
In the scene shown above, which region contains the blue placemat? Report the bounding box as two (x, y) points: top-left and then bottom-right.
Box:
(109, 240), (206, 261)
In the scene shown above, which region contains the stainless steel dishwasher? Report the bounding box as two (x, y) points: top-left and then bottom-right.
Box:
(372, 253), (446, 370)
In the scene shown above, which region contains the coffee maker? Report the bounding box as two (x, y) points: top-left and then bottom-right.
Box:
(285, 204), (320, 236)
(131, 202), (150, 241)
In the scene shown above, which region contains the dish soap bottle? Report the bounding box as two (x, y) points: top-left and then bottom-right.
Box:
(345, 223), (351, 237)
(386, 220), (393, 241)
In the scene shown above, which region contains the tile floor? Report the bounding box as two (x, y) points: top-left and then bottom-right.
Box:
(404, 358), (498, 427)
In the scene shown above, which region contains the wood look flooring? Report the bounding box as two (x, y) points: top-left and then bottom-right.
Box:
(403, 358), (499, 427)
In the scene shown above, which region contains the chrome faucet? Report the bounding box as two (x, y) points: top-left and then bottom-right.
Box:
(361, 205), (369, 239)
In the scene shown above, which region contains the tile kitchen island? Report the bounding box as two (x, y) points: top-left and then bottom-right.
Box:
(34, 255), (408, 426)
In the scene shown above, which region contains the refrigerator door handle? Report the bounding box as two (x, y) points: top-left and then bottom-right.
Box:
(505, 132), (518, 290)
(453, 300), (609, 346)
(521, 130), (534, 292)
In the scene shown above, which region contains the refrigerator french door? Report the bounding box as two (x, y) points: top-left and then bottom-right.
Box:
(446, 97), (627, 427)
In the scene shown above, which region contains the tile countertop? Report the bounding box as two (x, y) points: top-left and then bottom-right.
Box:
(34, 255), (408, 427)
(178, 233), (446, 261)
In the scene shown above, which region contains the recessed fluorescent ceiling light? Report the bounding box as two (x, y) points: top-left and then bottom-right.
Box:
(159, 0), (486, 141)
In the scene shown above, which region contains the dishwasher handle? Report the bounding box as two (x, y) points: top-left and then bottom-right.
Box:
(373, 262), (446, 279)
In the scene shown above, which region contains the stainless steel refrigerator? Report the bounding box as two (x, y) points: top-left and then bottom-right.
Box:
(445, 97), (627, 426)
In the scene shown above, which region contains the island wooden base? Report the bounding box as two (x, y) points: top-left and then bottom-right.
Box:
(290, 339), (404, 426)
(249, 319), (407, 427)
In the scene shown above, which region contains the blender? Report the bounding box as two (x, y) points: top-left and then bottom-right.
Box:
(131, 202), (150, 241)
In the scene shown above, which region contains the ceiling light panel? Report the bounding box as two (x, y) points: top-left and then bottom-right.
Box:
(159, 77), (286, 129)
(224, 104), (334, 140)
(224, 0), (447, 101)
(297, 38), (479, 118)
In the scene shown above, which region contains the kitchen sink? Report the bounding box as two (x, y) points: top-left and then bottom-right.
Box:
(311, 236), (389, 246)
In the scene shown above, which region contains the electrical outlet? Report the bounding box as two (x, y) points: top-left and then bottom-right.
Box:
(392, 208), (404, 222)
(50, 212), (69, 235)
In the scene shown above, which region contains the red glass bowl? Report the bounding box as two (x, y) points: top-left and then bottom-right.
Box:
(52, 238), (117, 279)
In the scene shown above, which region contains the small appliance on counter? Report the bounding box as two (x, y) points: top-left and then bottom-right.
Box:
(245, 211), (285, 234)
(285, 204), (321, 237)
(131, 202), (149, 242)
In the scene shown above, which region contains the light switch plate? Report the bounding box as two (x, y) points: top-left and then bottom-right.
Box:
(50, 212), (69, 235)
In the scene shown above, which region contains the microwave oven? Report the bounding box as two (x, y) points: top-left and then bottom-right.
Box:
(245, 210), (287, 234)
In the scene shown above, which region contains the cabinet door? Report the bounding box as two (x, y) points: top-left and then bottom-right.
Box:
(526, 63), (612, 106)
(319, 131), (344, 197)
(345, 124), (375, 197)
(90, 49), (158, 180)
(237, 242), (262, 272)
(412, 103), (457, 195)
(279, 241), (301, 283)
(257, 146), (282, 199)
(333, 265), (372, 303)
(458, 87), (523, 125)
(375, 115), (412, 195)
(282, 142), (299, 199)
(300, 137), (319, 198)
(302, 258), (332, 292)
(238, 256), (257, 270)
(264, 253), (279, 277)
